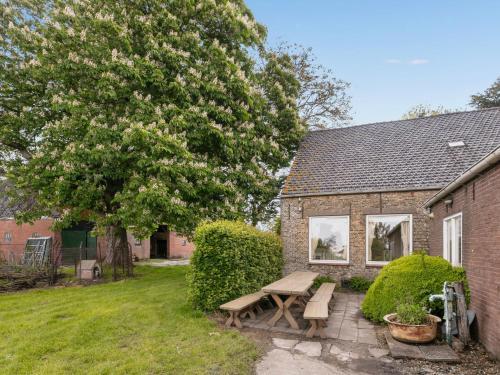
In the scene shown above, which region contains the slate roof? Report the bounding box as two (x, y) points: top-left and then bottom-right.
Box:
(282, 107), (500, 197)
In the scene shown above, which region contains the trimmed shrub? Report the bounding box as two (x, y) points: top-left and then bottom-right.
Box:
(361, 254), (468, 322)
(348, 276), (373, 292)
(188, 220), (283, 312)
(312, 275), (335, 289)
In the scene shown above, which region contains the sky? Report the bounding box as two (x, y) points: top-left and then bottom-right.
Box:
(245, 0), (500, 124)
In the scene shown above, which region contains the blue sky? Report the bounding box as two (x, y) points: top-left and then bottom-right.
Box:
(246, 0), (500, 124)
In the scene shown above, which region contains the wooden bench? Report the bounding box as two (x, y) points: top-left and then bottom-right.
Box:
(220, 291), (267, 328)
(304, 283), (336, 338)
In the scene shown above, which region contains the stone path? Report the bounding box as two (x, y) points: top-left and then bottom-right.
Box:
(135, 259), (190, 267)
(244, 292), (378, 345)
(256, 337), (394, 375)
(385, 332), (460, 362)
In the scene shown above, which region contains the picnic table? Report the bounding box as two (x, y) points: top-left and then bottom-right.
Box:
(261, 271), (319, 329)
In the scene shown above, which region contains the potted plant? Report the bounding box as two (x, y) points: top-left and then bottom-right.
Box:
(384, 302), (441, 344)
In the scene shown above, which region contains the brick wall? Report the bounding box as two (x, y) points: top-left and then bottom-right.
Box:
(281, 190), (437, 281)
(168, 232), (194, 259)
(428, 163), (500, 359)
(0, 218), (59, 261)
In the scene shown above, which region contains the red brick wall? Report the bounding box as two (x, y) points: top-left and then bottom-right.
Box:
(428, 163), (500, 359)
(0, 219), (59, 261)
(168, 232), (194, 259)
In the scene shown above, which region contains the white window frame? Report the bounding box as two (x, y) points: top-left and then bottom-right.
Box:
(365, 214), (413, 266)
(308, 215), (350, 265)
(443, 212), (462, 266)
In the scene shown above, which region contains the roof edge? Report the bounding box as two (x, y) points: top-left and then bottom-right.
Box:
(308, 106), (500, 134)
(281, 185), (443, 199)
(424, 145), (500, 208)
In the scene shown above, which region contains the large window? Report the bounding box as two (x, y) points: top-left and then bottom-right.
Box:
(309, 216), (349, 264)
(366, 214), (412, 265)
(443, 213), (462, 266)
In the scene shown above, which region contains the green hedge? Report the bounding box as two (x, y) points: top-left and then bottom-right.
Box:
(187, 220), (283, 312)
(361, 254), (468, 323)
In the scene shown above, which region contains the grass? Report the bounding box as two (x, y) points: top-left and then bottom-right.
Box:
(0, 266), (258, 375)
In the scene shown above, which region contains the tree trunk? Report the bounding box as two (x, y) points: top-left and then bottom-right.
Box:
(104, 225), (133, 280)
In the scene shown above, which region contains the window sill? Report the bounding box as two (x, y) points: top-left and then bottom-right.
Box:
(309, 261), (350, 266)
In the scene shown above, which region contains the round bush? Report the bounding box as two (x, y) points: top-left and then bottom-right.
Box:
(361, 254), (468, 322)
(187, 220), (283, 312)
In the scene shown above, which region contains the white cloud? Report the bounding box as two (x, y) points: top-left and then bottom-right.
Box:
(385, 59), (401, 64)
(409, 59), (429, 65)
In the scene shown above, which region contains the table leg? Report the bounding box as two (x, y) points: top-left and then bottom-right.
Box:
(283, 295), (299, 329)
(267, 294), (284, 327)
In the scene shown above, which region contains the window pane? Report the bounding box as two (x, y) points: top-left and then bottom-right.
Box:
(367, 215), (411, 262)
(310, 217), (348, 262)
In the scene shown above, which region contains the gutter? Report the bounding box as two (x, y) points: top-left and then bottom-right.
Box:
(280, 185), (444, 199)
(423, 145), (500, 208)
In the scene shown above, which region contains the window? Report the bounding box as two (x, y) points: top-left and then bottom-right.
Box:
(31, 232), (40, 238)
(366, 214), (412, 265)
(443, 213), (462, 266)
(3, 232), (12, 242)
(309, 216), (349, 264)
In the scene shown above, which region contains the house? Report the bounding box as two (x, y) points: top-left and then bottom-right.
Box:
(281, 108), (500, 282)
(424, 144), (500, 359)
(0, 183), (194, 263)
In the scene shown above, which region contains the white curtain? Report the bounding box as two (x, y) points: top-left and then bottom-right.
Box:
(401, 221), (409, 255)
(367, 220), (376, 260)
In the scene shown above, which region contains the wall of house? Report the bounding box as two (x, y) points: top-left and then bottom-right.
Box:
(127, 233), (150, 260)
(168, 232), (194, 259)
(0, 218), (59, 261)
(126, 232), (194, 260)
(281, 189), (437, 281)
(428, 162), (500, 359)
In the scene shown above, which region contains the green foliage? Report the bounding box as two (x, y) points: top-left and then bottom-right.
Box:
(361, 254), (468, 322)
(348, 276), (373, 292)
(471, 77), (500, 109)
(0, 0), (304, 238)
(188, 220), (283, 312)
(395, 302), (428, 325)
(312, 275), (335, 289)
(401, 104), (455, 120)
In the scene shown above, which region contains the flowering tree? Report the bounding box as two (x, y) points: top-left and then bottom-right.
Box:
(0, 0), (304, 270)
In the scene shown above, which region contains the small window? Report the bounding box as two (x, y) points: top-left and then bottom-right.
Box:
(448, 141), (465, 148)
(134, 238), (142, 246)
(309, 216), (349, 264)
(3, 232), (12, 242)
(443, 213), (462, 266)
(366, 214), (412, 265)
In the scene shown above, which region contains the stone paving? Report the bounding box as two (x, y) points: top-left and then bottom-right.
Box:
(243, 291), (378, 345)
(256, 337), (394, 375)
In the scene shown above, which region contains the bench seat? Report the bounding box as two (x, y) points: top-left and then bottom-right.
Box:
(220, 291), (267, 328)
(304, 283), (336, 338)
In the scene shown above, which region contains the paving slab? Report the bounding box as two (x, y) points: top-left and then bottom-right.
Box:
(272, 338), (298, 350)
(368, 347), (390, 358)
(384, 332), (424, 359)
(294, 341), (322, 357)
(419, 344), (460, 363)
(256, 349), (362, 375)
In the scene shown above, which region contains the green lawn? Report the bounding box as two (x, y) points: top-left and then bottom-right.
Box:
(0, 266), (258, 375)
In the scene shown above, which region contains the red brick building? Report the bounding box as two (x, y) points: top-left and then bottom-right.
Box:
(0, 189), (194, 262)
(424, 145), (500, 359)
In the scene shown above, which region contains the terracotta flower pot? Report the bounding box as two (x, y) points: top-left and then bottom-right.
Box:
(383, 313), (441, 344)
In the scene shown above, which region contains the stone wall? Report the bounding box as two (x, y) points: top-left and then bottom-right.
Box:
(280, 190), (437, 282)
(428, 162), (500, 359)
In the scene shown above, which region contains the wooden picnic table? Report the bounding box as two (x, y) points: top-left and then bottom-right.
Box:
(261, 271), (319, 329)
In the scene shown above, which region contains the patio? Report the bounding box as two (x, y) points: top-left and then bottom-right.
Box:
(242, 291), (378, 345)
